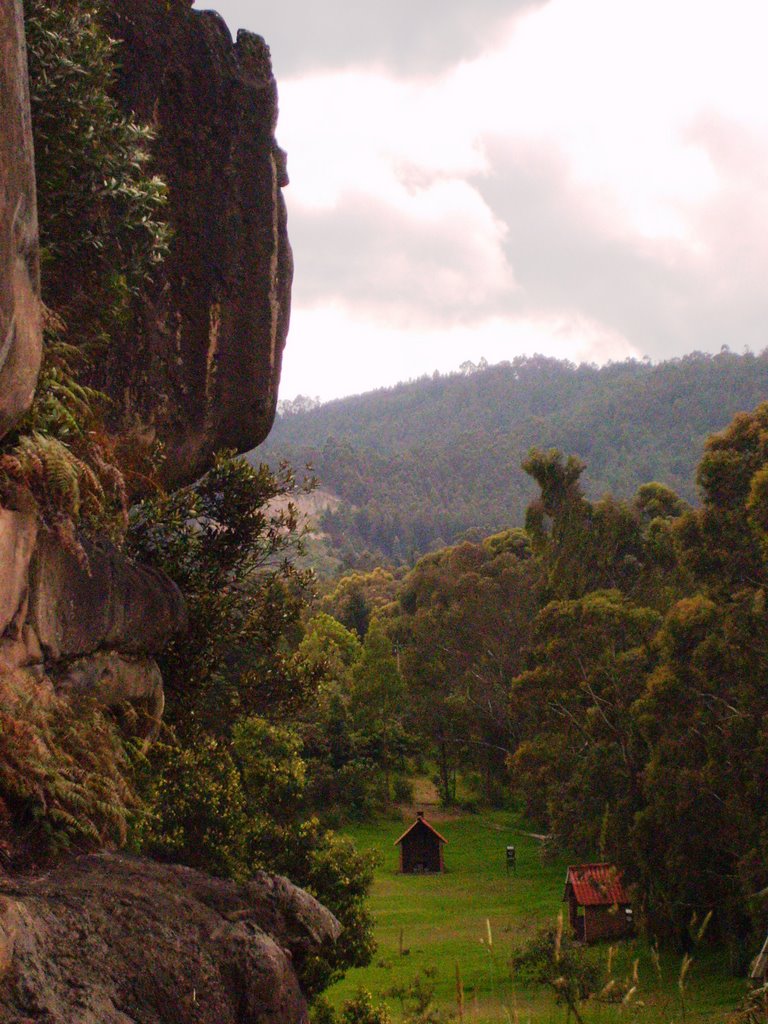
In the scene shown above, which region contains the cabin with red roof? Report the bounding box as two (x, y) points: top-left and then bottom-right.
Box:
(394, 811), (447, 873)
(563, 863), (633, 943)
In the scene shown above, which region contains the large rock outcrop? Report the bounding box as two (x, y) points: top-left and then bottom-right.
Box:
(0, 852), (341, 1024)
(0, 508), (185, 737)
(89, 0), (293, 489)
(0, 0), (42, 439)
(0, 12), (322, 1018)
(1, 0), (293, 704)
(28, 530), (186, 663)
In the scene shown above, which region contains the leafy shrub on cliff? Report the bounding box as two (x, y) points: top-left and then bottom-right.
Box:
(24, 0), (169, 338)
(234, 717), (377, 991)
(0, 0), (170, 546)
(130, 737), (249, 880)
(131, 717), (378, 998)
(128, 455), (377, 996)
(127, 452), (316, 735)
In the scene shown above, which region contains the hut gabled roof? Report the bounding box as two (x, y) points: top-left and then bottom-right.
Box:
(564, 863), (630, 907)
(394, 812), (448, 847)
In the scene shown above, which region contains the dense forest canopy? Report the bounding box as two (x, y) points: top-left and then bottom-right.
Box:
(257, 352), (768, 567)
(357, 406), (768, 967)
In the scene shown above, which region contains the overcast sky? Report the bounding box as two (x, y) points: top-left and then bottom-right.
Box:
(195, 0), (768, 401)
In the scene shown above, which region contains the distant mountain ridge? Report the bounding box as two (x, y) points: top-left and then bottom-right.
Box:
(253, 352), (768, 568)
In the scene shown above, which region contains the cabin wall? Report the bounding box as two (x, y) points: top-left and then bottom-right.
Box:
(584, 905), (633, 943)
(400, 825), (442, 873)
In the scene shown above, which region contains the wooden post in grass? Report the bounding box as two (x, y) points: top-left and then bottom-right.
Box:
(455, 961), (464, 1022)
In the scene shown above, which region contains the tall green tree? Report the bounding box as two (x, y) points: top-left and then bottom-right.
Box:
(508, 589), (660, 847)
(128, 457), (379, 995)
(127, 454), (315, 737)
(506, 418), (768, 956)
(391, 533), (541, 804)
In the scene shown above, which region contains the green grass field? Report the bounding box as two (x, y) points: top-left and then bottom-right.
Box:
(328, 810), (745, 1023)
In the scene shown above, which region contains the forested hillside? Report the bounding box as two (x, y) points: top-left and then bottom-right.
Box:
(256, 352), (768, 566)
(307, 405), (768, 972)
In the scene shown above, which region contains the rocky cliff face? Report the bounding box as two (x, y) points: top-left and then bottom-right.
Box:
(0, 0), (42, 440)
(91, 0), (293, 489)
(0, 0), (295, 710)
(0, 853), (341, 1024)
(0, 10), (327, 1021)
(0, 505), (186, 738)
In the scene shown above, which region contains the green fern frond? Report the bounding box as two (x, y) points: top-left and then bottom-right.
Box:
(0, 674), (137, 861)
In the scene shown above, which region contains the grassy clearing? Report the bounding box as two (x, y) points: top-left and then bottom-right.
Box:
(328, 809), (745, 1023)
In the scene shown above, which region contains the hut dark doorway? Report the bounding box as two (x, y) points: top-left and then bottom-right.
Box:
(394, 812), (447, 873)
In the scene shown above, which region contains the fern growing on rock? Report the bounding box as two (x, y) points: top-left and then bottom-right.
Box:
(0, 672), (136, 866)
(0, 0), (171, 860)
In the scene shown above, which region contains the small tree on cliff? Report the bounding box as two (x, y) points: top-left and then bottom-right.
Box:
(128, 452), (378, 997)
(24, 0), (169, 339)
(127, 452), (316, 736)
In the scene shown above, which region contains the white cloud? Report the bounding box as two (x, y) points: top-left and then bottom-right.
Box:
(279, 304), (639, 402)
(289, 179), (515, 322)
(280, 0), (766, 245)
(194, 0), (544, 76)
(200, 0), (768, 397)
(280, 71), (489, 211)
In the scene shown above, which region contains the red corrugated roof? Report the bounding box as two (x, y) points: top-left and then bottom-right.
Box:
(394, 813), (448, 847)
(564, 863), (630, 906)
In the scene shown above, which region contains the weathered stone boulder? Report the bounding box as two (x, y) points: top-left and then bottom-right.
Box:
(0, 0), (42, 438)
(0, 522), (185, 720)
(0, 506), (37, 637)
(28, 531), (187, 663)
(88, 0), (293, 489)
(56, 653), (165, 740)
(0, 852), (341, 1024)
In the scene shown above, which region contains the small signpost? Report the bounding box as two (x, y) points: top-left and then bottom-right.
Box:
(505, 845), (516, 875)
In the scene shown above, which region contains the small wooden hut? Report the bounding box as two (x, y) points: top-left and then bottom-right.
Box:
(394, 811), (447, 873)
(563, 863), (633, 943)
